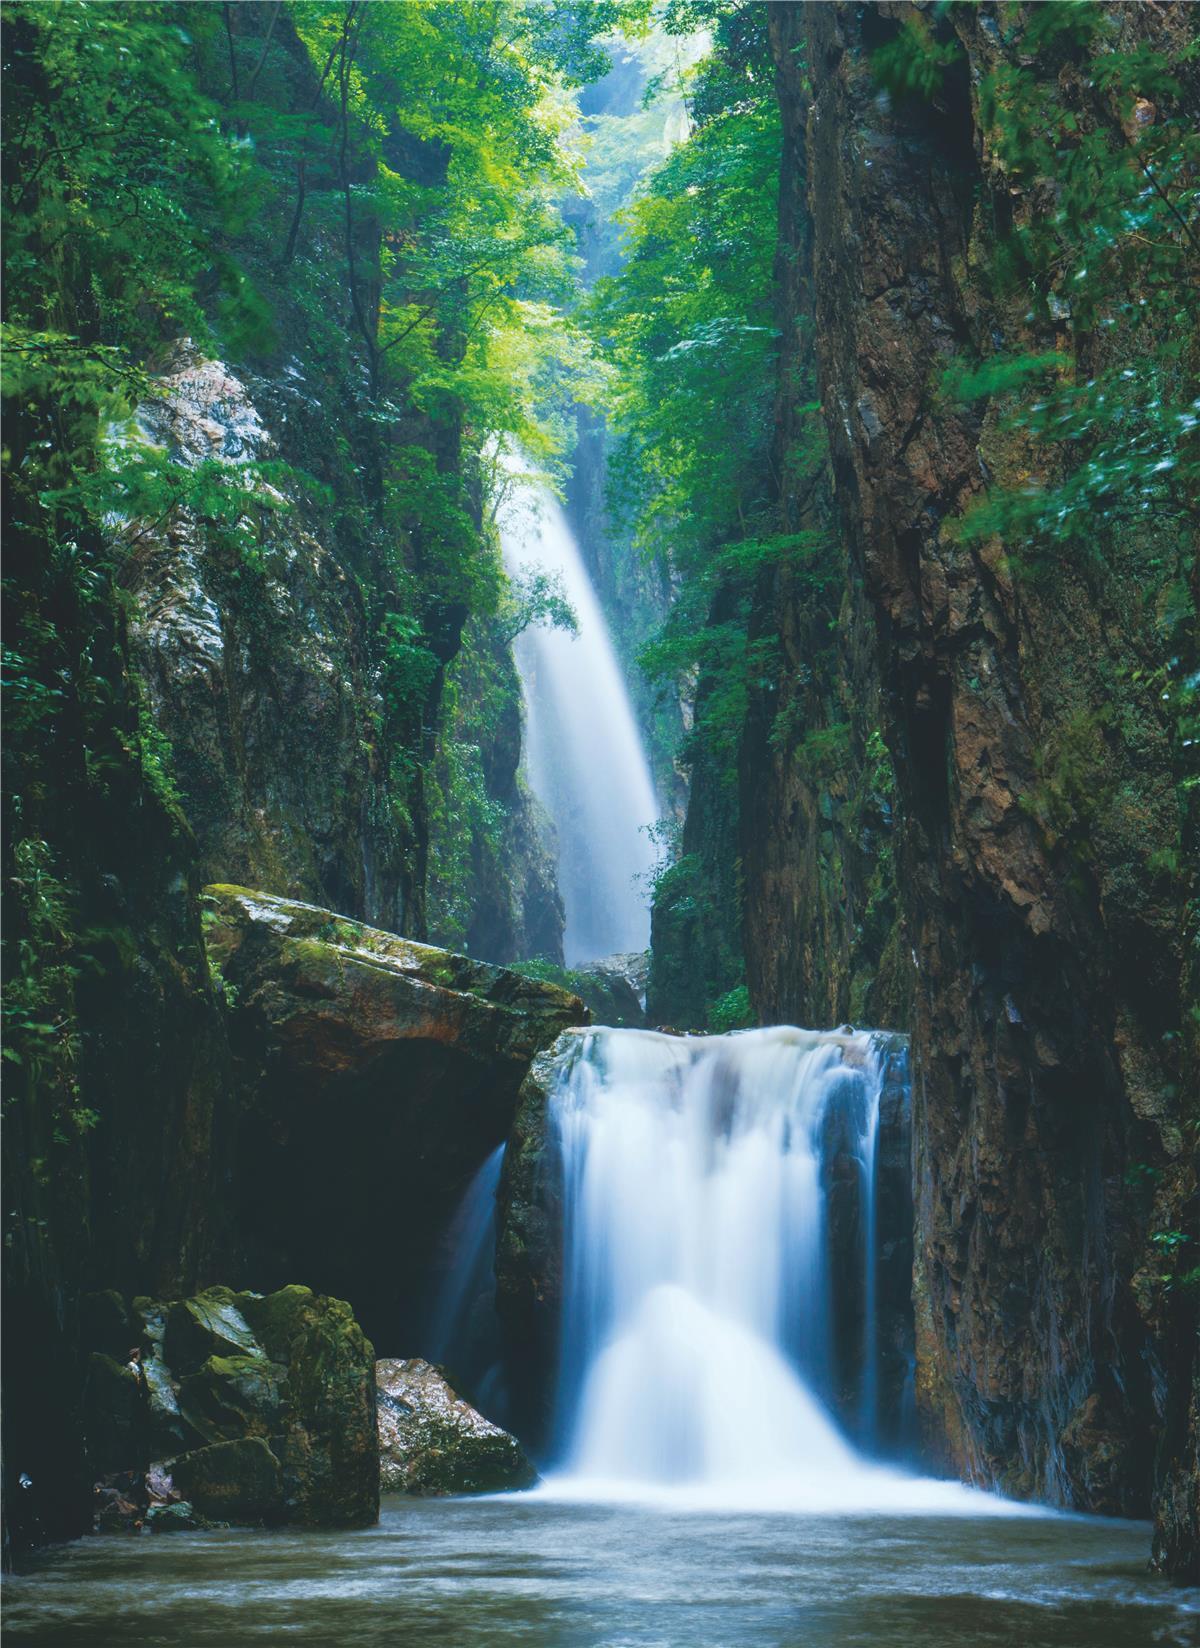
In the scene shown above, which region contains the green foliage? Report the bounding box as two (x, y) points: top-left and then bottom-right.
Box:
(871, 13), (962, 103)
(497, 564), (579, 645)
(707, 984), (753, 1033)
(591, 53), (781, 559)
(425, 736), (507, 951)
(945, 17), (1199, 563)
(377, 614), (441, 719)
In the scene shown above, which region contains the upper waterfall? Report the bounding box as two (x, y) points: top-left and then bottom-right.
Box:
(497, 469), (661, 964)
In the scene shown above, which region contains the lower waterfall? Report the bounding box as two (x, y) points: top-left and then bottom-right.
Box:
(536, 1026), (1015, 1514)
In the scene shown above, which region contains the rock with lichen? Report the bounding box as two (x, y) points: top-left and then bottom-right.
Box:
(376, 1358), (536, 1496)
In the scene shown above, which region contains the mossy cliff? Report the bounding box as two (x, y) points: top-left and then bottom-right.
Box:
(752, 0), (1196, 1574)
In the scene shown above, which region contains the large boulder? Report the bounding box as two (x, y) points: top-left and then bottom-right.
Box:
(569, 953), (648, 1029)
(82, 1284), (378, 1530)
(376, 1359), (536, 1496)
(202, 886), (586, 1347)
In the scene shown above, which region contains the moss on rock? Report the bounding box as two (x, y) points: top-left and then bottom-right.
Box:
(376, 1358), (536, 1496)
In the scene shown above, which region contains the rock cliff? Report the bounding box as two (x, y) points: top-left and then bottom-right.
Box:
(752, 0), (1195, 1572)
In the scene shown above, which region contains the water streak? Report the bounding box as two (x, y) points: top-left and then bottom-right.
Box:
(498, 471), (660, 963)
(425, 1145), (506, 1368)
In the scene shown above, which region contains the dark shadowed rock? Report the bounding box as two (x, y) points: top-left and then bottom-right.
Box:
(376, 1358), (536, 1496)
(82, 1283), (377, 1530)
(170, 1438), (284, 1525)
(495, 1031), (585, 1445)
(203, 885), (586, 1348)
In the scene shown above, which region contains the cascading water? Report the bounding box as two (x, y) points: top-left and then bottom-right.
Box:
(537, 1025), (1013, 1513)
(425, 1145), (506, 1369)
(421, 1146), (508, 1421)
(498, 469), (660, 963)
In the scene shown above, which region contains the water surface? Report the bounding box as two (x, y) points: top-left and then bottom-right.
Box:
(6, 1495), (1195, 1647)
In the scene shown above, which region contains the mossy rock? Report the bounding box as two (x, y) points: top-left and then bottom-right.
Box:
(170, 1437), (284, 1524)
(82, 1283), (377, 1529)
(177, 1354), (285, 1445)
(238, 1287), (379, 1528)
(376, 1358), (536, 1496)
(165, 1288), (263, 1374)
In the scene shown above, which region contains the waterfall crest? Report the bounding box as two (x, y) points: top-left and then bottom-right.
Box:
(498, 472), (660, 964)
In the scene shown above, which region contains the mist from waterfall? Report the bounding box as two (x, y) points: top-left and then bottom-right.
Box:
(538, 1026), (1020, 1514)
(497, 469), (660, 965)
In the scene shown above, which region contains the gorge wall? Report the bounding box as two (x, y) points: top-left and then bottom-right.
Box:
(742, 0), (1196, 1572)
(2, 2), (587, 1550)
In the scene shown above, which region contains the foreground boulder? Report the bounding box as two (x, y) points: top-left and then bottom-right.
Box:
(376, 1359), (536, 1496)
(82, 1284), (378, 1530)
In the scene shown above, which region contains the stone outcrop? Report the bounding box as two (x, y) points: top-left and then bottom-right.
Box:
(203, 885), (586, 1349)
(126, 344), (427, 936)
(376, 1358), (535, 1495)
(81, 1284), (378, 1530)
(570, 954), (648, 1030)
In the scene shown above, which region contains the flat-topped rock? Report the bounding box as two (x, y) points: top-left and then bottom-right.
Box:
(201, 887), (588, 1351)
(203, 885), (586, 1078)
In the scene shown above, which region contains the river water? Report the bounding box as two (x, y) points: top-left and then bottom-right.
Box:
(6, 1494), (1194, 1647)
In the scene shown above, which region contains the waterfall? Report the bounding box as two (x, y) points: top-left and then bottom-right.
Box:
(498, 471), (660, 964)
(426, 1145), (506, 1368)
(422, 1146), (508, 1419)
(537, 1025), (1000, 1512)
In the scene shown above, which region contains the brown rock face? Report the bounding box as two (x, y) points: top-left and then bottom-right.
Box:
(204, 886), (586, 1351)
(756, 0), (1192, 1539)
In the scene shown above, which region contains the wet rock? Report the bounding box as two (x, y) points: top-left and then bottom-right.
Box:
(495, 1032), (584, 1444)
(92, 1471), (145, 1533)
(144, 1501), (205, 1532)
(376, 1359), (536, 1496)
(177, 1354), (285, 1446)
(165, 1288), (263, 1372)
(132, 1298), (196, 1458)
(238, 1286), (379, 1529)
(170, 1438), (284, 1525)
(570, 953), (648, 1028)
(81, 1283), (377, 1530)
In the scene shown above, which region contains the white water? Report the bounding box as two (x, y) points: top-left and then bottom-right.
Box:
(539, 1025), (1028, 1515)
(498, 471), (660, 964)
